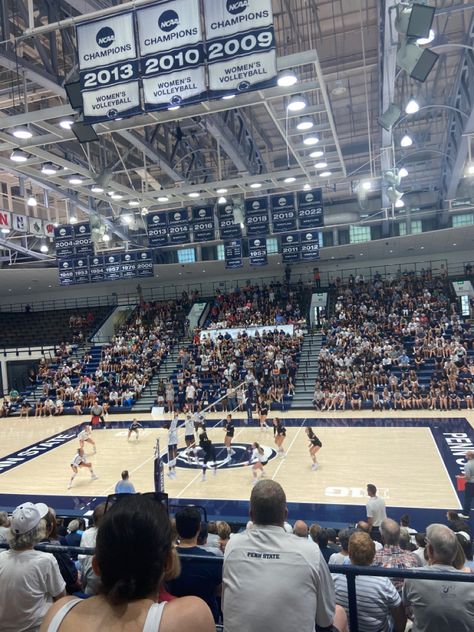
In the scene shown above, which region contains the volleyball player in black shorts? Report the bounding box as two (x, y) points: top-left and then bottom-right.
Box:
(258, 396), (269, 431)
(199, 431), (217, 481)
(306, 427), (322, 470)
(224, 413), (235, 458)
(127, 419), (143, 442)
(273, 417), (286, 457)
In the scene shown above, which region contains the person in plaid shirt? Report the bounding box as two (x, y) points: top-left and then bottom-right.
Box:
(372, 518), (421, 594)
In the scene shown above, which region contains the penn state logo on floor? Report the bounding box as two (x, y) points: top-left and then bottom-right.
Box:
(162, 443), (277, 470)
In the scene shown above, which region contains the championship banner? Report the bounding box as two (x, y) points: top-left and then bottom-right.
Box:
(167, 209), (189, 244)
(300, 230), (320, 261)
(73, 256), (90, 284)
(137, 0), (206, 111)
(192, 206), (215, 242)
(245, 197), (269, 236)
(76, 12), (141, 123)
(54, 225), (75, 259)
(218, 204), (242, 239)
(89, 254), (105, 283)
(248, 236), (267, 266)
(103, 252), (122, 281)
(136, 250), (154, 277)
(73, 222), (93, 256)
(271, 193), (297, 233)
(146, 211), (168, 247)
(58, 259), (75, 286)
(281, 233), (300, 263)
(120, 251), (137, 279)
(224, 238), (243, 269)
(297, 188), (324, 228)
(204, 0), (277, 98)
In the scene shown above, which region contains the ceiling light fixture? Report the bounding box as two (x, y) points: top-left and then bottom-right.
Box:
(188, 192), (200, 198)
(111, 193), (123, 200)
(59, 118), (74, 130)
(128, 200), (140, 207)
(309, 149), (324, 158)
(405, 97), (420, 114)
(303, 135), (319, 146)
(121, 214), (132, 224)
(158, 196), (169, 202)
(222, 94), (235, 100)
(399, 167), (409, 178)
(400, 133), (413, 147)
(218, 196), (227, 204)
(216, 188), (227, 194)
(68, 176), (83, 185)
(12, 126), (33, 139)
(296, 117), (313, 131)
(277, 70), (298, 87)
(41, 162), (57, 175)
(1, 227), (10, 234)
(315, 161), (328, 169)
(141, 207), (148, 215)
(27, 196), (37, 207)
(90, 184), (104, 193)
(284, 176), (296, 183)
(303, 183), (311, 191)
(40, 243), (49, 253)
(417, 29), (435, 46)
(168, 105), (180, 111)
(69, 215), (78, 224)
(395, 199), (405, 208)
(466, 163), (474, 176)
(102, 233), (111, 242)
(287, 94), (307, 112)
(319, 170), (332, 178)
(10, 148), (28, 162)
(250, 182), (262, 189)
(361, 180), (372, 191)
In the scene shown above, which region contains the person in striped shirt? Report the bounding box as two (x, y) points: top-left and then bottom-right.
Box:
(334, 531), (406, 632)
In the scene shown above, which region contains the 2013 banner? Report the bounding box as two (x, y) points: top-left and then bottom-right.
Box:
(271, 193), (297, 233)
(137, 0), (206, 110)
(224, 238), (243, 269)
(204, 0), (277, 98)
(192, 206), (215, 242)
(146, 211), (168, 247)
(297, 188), (324, 228)
(76, 13), (141, 123)
(248, 237), (267, 266)
(245, 197), (269, 236)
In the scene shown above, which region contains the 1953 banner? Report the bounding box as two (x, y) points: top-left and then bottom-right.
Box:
(76, 12), (141, 123)
(248, 236), (267, 266)
(204, 0), (277, 98)
(137, 0), (206, 110)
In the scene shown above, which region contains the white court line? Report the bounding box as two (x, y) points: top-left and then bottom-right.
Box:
(271, 418), (307, 481)
(426, 425), (463, 510)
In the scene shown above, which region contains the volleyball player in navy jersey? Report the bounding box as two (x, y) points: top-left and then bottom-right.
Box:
(224, 413), (236, 458)
(306, 427), (322, 470)
(273, 417), (286, 457)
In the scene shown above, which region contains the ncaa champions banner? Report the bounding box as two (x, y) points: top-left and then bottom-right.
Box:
(76, 13), (141, 123)
(167, 209), (189, 244)
(244, 197), (269, 236)
(248, 236), (267, 266)
(300, 231), (320, 261)
(137, 0), (206, 110)
(192, 206), (215, 242)
(204, 0), (277, 98)
(73, 222), (93, 256)
(218, 204), (242, 240)
(224, 239), (243, 269)
(297, 188), (324, 228)
(73, 257), (90, 284)
(146, 211), (168, 247)
(271, 193), (297, 233)
(281, 233), (300, 263)
(58, 259), (75, 286)
(136, 250), (154, 277)
(54, 225), (75, 259)
(89, 254), (105, 283)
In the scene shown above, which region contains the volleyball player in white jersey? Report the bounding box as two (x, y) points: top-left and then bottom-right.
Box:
(249, 442), (267, 484)
(68, 447), (98, 489)
(167, 411), (179, 478)
(77, 424), (96, 454)
(184, 413), (196, 459)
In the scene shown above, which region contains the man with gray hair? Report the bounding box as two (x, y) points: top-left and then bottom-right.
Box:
(403, 523), (474, 631)
(0, 502), (65, 631)
(293, 519), (309, 538)
(460, 449), (474, 519)
(373, 518), (421, 594)
(222, 480), (348, 632)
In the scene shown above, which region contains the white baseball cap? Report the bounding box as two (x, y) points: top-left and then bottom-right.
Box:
(11, 502), (49, 535)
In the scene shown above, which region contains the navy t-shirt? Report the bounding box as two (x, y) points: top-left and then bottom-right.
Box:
(168, 546), (222, 621)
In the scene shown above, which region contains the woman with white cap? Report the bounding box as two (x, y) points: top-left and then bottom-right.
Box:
(0, 501), (65, 632)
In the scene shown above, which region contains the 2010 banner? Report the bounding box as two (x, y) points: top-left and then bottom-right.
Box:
(204, 0), (277, 98)
(248, 236), (267, 266)
(137, 0), (206, 110)
(76, 12), (141, 123)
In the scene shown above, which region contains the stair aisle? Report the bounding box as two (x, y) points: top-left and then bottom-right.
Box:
(291, 332), (322, 409)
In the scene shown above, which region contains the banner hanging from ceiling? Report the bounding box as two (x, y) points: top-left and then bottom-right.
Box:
(204, 0), (277, 98)
(167, 209), (189, 244)
(297, 188), (324, 228)
(89, 254), (105, 283)
(224, 238), (243, 268)
(76, 12), (141, 123)
(281, 233), (301, 263)
(300, 230), (320, 261)
(248, 236), (267, 266)
(271, 193), (297, 233)
(137, 0), (206, 110)
(146, 211), (168, 247)
(192, 206), (215, 242)
(245, 197), (269, 236)
(218, 204), (242, 240)
(73, 222), (93, 256)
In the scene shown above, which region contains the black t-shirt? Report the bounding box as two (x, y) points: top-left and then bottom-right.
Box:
(225, 421), (235, 437)
(274, 423), (286, 436)
(310, 435), (322, 447)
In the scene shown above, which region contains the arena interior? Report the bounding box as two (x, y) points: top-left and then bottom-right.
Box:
(0, 1), (474, 631)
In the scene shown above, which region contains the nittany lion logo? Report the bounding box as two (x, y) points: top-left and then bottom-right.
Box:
(77, 260), (84, 267)
(92, 258), (99, 265)
(62, 262), (69, 269)
(152, 215), (160, 224)
(161, 443), (276, 470)
(125, 254), (131, 261)
(141, 253), (148, 259)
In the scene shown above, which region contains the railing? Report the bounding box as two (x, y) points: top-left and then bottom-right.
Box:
(1, 542), (472, 632)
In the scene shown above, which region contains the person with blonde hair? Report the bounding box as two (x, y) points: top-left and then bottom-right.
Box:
(217, 521), (231, 553)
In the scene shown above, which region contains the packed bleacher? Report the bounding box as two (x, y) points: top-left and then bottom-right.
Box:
(314, 270), (474, 410)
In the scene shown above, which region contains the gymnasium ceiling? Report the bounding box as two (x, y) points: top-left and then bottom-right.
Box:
(0, 0), (473, 262)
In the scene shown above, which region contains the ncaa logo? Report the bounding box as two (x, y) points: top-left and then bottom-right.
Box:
(254, 239), (261, 247)
(93, 258), (99, 265)
(77, 260), (84, 267)
(170, 95), (182, 105)
(305, 233), (313, 241)
(125, 254), (131, 261)
(96, 26), (115, 48)
(287, 235), (294, 243)
(278, 197), (286, 207)
(173, 212), (182, 221)
(224, 205), (233, 214)
(226, 0), (249, 15)
(141, 252), (147, 259)
(198, 209), (206, 218)
(305, 193), (314, 202)
(159, 9), (179, 31)
(79, 225), (86, 234)
(59, 228), (66, 237)
(108, 256), (115, 263)
(162, 443), (277, 470)
(152, 215), (160, 224)
(238, 80), (250, 91)
(252, 201), (260, 210)
(62, 262), (69, 269)
(107, 109), (119, 119)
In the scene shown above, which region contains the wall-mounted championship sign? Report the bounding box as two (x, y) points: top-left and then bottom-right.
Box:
(281, 233), (300, 263)
(73, 256), (90, 284)
(204, 0), (277, 98)
(224, 238), (243, 269)
(297, 188), (324, 228)
(89, 254), (105, 283)
(248, 236), (267, 266)
(146, 211), (168, 247)
(167, 209), (189, 244)
(58, 259), (75, 286)
(73, 222), (93, 256)
(300, 230), (320, 261)
(218, 204), (242, 240)
(245, 197), (269, 236)
(192, 206), (215, 242)
(271, 193), (297, 233)
(77, 12), (141, 123)
(54, 225), (75, 259)
(137, 0), (206, 110)
(136, 249), (154, 277)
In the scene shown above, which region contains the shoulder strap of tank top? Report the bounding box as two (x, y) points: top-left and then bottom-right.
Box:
(46, 598), (82, 632)
(143, 602), (167, 632)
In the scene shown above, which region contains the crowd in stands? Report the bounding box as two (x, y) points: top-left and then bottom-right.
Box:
(314, 270), (474, 410)
(0, 480), (473, 632)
